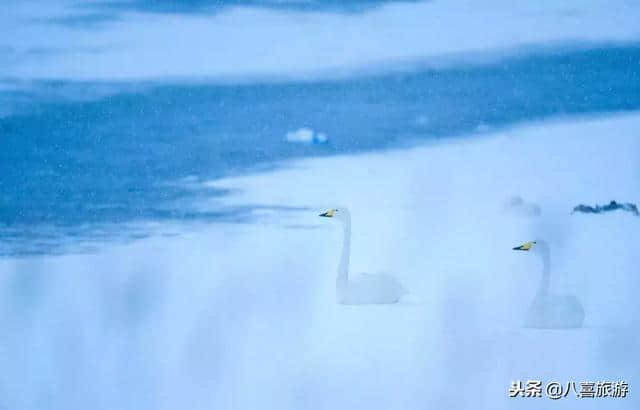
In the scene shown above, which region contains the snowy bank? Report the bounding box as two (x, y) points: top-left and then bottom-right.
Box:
(1, 113), (639, 409)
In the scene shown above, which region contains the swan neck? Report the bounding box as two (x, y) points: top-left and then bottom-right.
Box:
(337, 214), (351, 284)
(538, 246), (551, 296)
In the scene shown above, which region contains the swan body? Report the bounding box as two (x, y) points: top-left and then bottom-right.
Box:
(525, 294), (584, 329)
(513, 240), (585, 328)
(320, 208), (406, 305)
(337, 272), (406, 305)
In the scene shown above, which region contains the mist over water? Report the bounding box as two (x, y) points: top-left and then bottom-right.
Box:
(1, 1), (640, 409)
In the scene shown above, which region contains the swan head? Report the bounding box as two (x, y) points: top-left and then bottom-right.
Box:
(512, 240), (549, 254)
(512, 241), (536, 252)
(319, 208), (349, 221)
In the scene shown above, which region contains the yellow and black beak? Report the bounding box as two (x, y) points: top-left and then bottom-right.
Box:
(319, 209), (336, 218)
(512, 241), (535, 251)
(319, 209), (335, 218)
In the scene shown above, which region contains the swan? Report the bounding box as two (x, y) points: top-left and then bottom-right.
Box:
(319, 208), (406, 305)
(512, 240), (585, 328)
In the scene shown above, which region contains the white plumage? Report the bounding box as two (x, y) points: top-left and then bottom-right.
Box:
(320, 208), (406, 305)
(513, 240), (585, 328)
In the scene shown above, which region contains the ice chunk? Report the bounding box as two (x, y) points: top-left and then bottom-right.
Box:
(285, 128), (328, 144)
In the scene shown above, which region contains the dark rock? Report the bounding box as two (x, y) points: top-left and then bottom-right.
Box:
(571, 201), (639, 216)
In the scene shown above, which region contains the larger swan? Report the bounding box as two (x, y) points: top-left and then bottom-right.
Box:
(319, 208), (406, 305)
(513, 240), (585, 328)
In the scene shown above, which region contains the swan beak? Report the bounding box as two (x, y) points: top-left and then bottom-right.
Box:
(513, 241), (534, 251)
(319, 209), (335, 218)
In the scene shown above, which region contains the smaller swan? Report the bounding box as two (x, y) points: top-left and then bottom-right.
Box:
(513, 240), (585, 328)
(320, 208), (406, 305)
(503, 195), (541, 217)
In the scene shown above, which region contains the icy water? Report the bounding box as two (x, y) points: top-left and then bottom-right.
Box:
(2, 46), (640, 255)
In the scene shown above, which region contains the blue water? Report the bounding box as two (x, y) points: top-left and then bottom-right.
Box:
(2, 46), (640, 255)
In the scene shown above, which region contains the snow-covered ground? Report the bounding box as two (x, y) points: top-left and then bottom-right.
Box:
(2, 0), (640, 80)
(1, 113), (639, 409)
